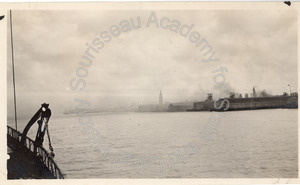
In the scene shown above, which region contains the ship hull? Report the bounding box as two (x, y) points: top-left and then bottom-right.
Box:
(192, 95), (298, 112)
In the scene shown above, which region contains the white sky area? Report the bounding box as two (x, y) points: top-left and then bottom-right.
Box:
(7, 10), (297, 119)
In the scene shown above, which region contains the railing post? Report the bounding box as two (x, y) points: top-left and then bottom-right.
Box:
(51, 162), (54, 174)
(54, 167), (57, 178)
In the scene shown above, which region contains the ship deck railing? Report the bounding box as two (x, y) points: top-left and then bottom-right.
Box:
(7, 125), (64, 179)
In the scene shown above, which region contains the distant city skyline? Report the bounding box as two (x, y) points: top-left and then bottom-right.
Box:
(7, 10), (297, 119)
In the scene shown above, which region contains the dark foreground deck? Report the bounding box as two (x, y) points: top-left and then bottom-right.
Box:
(7, 126), (64, 179)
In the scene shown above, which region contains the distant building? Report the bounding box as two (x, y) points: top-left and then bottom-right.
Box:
(137, 104), (156, 112)
(159, 90), (163, 105)
(168, 102), (194, 112)
(138, 104), (169, 112)
(137, 90), (169, 112)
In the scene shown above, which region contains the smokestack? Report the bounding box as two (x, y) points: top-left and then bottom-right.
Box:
(259, 90), (272, 97)
(229, 93), (235, 99)
(207, 93), (213, 101)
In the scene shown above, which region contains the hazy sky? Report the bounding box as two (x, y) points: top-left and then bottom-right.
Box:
(7, 10), (297, 119)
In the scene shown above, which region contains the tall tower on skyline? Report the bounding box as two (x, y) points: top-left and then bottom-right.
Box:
(253, 87), (257, 97)
(159, 90), (163, 105)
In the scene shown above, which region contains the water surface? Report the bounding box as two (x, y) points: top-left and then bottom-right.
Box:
(8, 109), (298, 178)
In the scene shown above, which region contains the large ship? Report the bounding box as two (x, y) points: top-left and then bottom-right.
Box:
(192, 88), (298, 112)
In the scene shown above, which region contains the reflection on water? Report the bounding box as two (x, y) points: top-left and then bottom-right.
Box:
(8, 109), (298, 178)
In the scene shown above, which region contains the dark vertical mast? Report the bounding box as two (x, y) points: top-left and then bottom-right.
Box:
(10, 10), (18, 131)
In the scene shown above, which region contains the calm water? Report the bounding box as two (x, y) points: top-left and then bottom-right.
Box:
(8, 109), (298, 178)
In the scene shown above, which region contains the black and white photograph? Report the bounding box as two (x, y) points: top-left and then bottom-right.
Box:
(2, 2), (299, 182)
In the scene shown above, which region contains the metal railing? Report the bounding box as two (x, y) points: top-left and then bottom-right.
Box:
(7, 125), (64, 179)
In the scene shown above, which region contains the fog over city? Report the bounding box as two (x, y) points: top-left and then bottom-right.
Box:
(7, 10), (297, 120)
